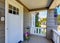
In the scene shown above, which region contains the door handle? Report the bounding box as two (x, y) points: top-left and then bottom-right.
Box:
(7, 28), (8, 30)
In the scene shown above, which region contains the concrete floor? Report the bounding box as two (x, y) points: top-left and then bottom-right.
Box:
(22, 35), (52, 43)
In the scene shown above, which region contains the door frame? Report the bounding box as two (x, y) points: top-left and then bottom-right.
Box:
(5, 0), (8, 43)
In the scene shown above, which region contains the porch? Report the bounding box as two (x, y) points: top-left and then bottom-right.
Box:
(0, 0), (59, 43)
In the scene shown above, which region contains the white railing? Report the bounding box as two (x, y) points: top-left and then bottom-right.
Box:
(30, 27), (46, 36)
(52, 29), (60, 43)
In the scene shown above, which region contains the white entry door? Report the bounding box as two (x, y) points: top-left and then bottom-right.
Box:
(5, 0), (24, 43)
(8, 14), (21, 43)
(6, 4), (23, 43)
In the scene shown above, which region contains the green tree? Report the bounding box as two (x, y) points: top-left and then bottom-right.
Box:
(35, 13), (41, 27)
(57, 15), (60, 25)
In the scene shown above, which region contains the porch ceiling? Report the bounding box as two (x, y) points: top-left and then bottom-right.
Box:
(49, 0), (60, 9)
(16, 0), (53, 11)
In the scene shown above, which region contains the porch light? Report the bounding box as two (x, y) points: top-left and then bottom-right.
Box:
(1, 17), (5, 21)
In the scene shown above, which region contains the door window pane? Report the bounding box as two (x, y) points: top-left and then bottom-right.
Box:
(13, 11), (16, 14)
(8, 4), (19, 15)
(9, 9), (12, 14)
(13, 7), (16, 11)
(9, 5), (12, 9)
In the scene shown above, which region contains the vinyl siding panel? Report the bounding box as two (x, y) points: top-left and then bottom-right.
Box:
(0, 0), (5, 43)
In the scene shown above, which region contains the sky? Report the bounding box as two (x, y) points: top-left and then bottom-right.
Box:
(57, 6), (60, 15)
(39, 10), (47, 18)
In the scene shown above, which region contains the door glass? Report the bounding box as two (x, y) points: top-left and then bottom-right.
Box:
(9, 9), (12, 14)
(8, 4), (19, 15)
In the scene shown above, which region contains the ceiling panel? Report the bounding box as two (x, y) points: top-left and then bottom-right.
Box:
(49, 0), (60, 9)
(19, 0), (52, 9)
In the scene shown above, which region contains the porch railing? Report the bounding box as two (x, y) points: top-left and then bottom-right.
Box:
(52, 29), (60, 43)
(30, 27), (46, 36)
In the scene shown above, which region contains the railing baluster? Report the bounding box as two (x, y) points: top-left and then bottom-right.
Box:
(38, 28), (39, 34)
(36, 28), (38, 33)
(31, 27), (46, 36)
(53, 29), (60, 43)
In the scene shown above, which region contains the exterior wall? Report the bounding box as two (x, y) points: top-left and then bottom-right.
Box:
(23, 10), (36, 35)
(46, 9), (57, 39)
(0, 0), (5, 43)
(23, 8), (31, 33)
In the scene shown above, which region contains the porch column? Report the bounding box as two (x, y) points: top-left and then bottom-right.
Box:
(46, 9), (57, 40)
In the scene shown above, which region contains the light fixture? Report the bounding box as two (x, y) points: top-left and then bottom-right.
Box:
(1, 17), (5, 21)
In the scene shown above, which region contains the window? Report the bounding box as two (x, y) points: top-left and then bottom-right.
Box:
(35, 11), (47, 28)
(35, 11), (47, 35)
(8, 4), (19, 15)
